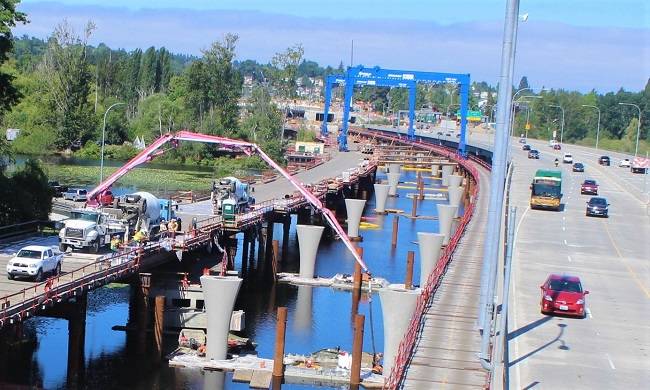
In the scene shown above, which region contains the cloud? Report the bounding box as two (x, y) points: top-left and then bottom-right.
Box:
(14, 2), (650, 92)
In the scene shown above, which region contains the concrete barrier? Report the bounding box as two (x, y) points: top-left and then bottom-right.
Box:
(200, 275), (243, 360)
(345, 199), (366, 238)
(437, 204), (458, 245)
(441, 165), (454, 186)
(379, 284), (420, 376)
(448, 186), (465, 217)
(373, 184), (390, 213)
(431, 164), (440, 177)
(449, 174), (463, 188)
(417, 232), (445, 287)
(296, 225), (325, 279)
(387, 172), (401, 196)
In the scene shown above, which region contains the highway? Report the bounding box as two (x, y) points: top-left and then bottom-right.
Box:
(506, 139), (650, 389)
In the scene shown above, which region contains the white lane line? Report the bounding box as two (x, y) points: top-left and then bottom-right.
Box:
(511, 205), (529, 390)
(562, 216), (566, 221)
(585, 308), (592, 319)
(567, 255), (572, 262)
(562, 226), (566, 231)
(564, 239), (568, 245)
(606, 354), (616, 370)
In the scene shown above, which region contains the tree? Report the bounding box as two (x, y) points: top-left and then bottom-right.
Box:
(271, 44), (304, 100)
(40, 20), (97, 149)
(0, 0), (27, 167)
(241, 86), (283, 160)
(518, 76), (529, 91)
(139, 46), (157, 98)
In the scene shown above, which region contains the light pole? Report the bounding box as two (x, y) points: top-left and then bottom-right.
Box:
(618, 102), (642, 157)
(549, 104), (565, 144)
(581, 104), (601, 150)
(100, 102), (126, 183)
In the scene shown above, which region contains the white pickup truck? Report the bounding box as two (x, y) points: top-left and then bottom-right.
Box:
(6, 245), (64, 281)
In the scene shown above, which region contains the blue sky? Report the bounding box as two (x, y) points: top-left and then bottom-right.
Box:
(14, 1), (650, 92)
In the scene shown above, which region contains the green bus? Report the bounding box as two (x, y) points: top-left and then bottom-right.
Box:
(530, 169), (562, 211)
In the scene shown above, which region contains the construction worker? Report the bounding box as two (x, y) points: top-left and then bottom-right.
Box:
(110, 235), (121, 252)
(133, 229), (148, 245)
(159, 219), (168, 238)
(168, 218), (178, 238)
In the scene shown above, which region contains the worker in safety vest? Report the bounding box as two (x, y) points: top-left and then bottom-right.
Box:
(133, 229), (148, 244)
(110, 235), (121, 252)
(159, 219), (168, 238)
(168, 219), (178, 238)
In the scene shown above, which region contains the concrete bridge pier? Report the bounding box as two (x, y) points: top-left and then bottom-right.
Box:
(448, 174), (463, 188)
(417, 232), (445, 287)
(448, 186), (465, 218)
(241, 229), (252, 276)
(297, 207), (312, 225)
(387, 172), (401, 197)
(200, 275), (243, 361)
(345, 199), (366, 240)
(437, 204), (458, 245)
(441, 165), (454, 186)
(60, 292), (88, 387)
(282, 216), (291, 251)
(373, 184), (390, 214)
(379, 285), (420, 377)
(294, 285), (314, 331)
(296, 225), (324, 279)
(431, 164), (440, 178)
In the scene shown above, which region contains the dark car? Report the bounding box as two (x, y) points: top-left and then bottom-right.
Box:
(528, 150), (540, 159)
(586, 197), (609, 217)
(598, 156), (610, 166)
(522, 144), (531, 151)
(553, 144), (562, 150)
(540, 274), (589, 318)
(572, 162), (585, 172)
(48, 181), (68, 197)
(580, 179), (598, 195)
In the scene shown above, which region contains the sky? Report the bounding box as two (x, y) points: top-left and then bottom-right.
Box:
(14, 1), (650, 92)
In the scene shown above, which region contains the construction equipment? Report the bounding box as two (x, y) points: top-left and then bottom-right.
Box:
(211, 177), (255, 221)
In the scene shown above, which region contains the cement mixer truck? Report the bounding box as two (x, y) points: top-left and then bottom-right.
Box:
(58, 191), (173, 253)
(211, 177), (255, 221)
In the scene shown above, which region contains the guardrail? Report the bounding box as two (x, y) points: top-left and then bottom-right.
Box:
(350, 128), (488, 389)
(0, 220), (55, 240)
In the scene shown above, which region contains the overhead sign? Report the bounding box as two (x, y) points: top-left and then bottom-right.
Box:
(456, 110), (482, 118)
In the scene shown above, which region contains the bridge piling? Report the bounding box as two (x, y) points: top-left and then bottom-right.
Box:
(66, 292), (87, 387)
(272, 306), (288, 379)
(154, 295), (165, 361)
(136, 274), (151, 355)
(405, 251), (414, 289)
(350, 314), (365, 386)
(391, 216), (399, 247)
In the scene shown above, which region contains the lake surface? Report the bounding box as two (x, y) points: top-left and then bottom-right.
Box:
(0, 168), (462, 389)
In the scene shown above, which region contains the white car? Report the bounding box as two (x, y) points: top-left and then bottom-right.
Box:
(619, 158), (631, 168)
(63, 188), (87, 202)
(563, 153), (573, 164)
(7, 245), (63, 281)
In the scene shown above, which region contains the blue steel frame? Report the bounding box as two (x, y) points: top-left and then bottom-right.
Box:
(320, 66), (470, 154)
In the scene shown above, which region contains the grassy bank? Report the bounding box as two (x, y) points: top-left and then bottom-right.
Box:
(574, 137), (649, 156)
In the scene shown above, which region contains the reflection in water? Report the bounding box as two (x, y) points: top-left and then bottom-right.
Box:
(0, 168), (451, 389)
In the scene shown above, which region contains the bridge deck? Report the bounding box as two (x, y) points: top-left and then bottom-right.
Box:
(401, 155), (490, 389)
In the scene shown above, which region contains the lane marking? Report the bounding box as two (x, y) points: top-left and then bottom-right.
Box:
(601, 220), (650, 298)
(563, 239), (567, 245)
(606, 354), (616, 370)
(562, 226), (566, 231)
(585, 308), (592, 319)
(567, 255), (572, 262)
(511, 205), (529, 390)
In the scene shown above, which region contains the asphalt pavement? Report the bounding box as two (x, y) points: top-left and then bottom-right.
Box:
(506, 139), (650, 389)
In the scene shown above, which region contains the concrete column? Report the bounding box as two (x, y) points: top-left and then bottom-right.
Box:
(200, 275), (243, 360)
(448, 186), (465, 217)
(379, 285), (420, 376)
(387, 172), (401, 196)
(431, 164), (440, 177)
(345, 199), (366, 238)
(296, 225), (324, 279)
(388, 163), (401, 174)
(437, 204), (458, 245)
(441, 165), (454, 186)
(417, 232), (445, 287)
(449, 174), (463, 188)
(373, 184), (390, 213)
(66, 293), (87, 387)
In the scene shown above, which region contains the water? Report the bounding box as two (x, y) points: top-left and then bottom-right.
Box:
(0, 168), (461, 389)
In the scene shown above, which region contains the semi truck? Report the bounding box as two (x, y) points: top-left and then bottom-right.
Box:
(530, 169), (562, 211)
(211, 177), (255, 221)
(58, 191), (174, 253)
(631, 156), (649, 174)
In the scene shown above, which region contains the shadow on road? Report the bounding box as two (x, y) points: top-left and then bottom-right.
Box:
(509, 323), (569, 367)
(508, 315), (552, 341)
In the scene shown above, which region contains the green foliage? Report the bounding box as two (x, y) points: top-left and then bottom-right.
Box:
(271, 44), (304, 100)
(296, 125), (316, 142)
(0, 159), (52, 225)
(241, 86), (284, 161)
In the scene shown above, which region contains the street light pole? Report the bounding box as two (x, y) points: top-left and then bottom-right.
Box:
(581, 104), (601, 150)
(549, 104), (565, 144)
(100, 102), (127, 184)
(618, 102), (642, 157)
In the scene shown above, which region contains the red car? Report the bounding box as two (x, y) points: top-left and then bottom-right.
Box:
(553, 144), (562, 150)
(580, 179), (598, 195)
(540, 274), (589, 318)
